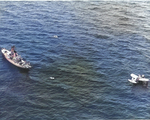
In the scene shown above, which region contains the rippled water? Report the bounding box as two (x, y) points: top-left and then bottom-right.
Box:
(0, 1), (150, 119)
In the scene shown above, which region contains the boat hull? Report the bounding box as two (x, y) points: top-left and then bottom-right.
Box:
(1, 48), (31, 69)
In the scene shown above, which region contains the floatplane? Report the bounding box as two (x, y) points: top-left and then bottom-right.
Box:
(128, 74), (149, 87)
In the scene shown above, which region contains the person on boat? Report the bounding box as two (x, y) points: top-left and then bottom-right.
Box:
(10, 46), (17, 59)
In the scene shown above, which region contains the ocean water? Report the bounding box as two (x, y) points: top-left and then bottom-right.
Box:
(0, 1), (150, 119)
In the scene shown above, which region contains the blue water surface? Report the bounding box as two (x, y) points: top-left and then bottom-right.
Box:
(0, 1), (150, 119)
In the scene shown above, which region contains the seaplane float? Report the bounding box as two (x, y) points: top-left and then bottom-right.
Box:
(128, 73), (149, 86)
(1, 48), (31, 69)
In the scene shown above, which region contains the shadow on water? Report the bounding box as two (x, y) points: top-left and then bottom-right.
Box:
(131, 83), (149, 95)
(18, 67), (30, 73)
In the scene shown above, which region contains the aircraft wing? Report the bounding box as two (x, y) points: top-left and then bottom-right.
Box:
(139, 78), (149, 82)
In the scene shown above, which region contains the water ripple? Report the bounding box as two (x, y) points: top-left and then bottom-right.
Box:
(0, 1), (150, 119)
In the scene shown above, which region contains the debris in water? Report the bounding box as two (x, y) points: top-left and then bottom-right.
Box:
(53, 35), (58, 38)
(50, 77), (55, 79)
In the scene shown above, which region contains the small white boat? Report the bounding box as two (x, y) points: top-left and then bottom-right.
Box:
(1, 48), (31, 69)
(128, 73), (149, 86)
